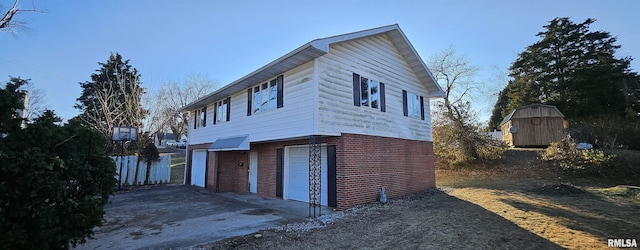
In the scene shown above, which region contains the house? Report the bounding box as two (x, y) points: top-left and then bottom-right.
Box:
(180, 24), (444, 210)
(500, 104), (565, 147)
(154, 132), (187, 147)
(154, 132), (176, 147)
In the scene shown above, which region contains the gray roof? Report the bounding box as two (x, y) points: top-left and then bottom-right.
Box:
(181, 24), (444, 112)
(208, 135), (250, 151)
(499, 104), (565, 126)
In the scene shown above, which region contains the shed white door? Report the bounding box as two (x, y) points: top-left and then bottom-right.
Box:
(190, 150), (206, 187)
(284, 145), (327, 205)
(249, 151), (258, 193)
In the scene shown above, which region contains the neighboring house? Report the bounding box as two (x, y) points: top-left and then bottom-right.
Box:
(154, 132), (187, 147)
(181, 24), (444, 210)
(500, 104), (565, 147)
(154, 132), (176, 146)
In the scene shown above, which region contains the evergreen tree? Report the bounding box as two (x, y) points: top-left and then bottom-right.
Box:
(488, 87), (510, 130)
(1, 80), (116, 248)
(74, 53), (147, 152)
(502, 17), (635, 119)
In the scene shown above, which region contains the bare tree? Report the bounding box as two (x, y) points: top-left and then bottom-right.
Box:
(80, 67), (146, 150)
(18, 82), (45, 120)
(145, 74), (218, 141)
(1, 0), (42, 33)
(428, 47), (505, 166)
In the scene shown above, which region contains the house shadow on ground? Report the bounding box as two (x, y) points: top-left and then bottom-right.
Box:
(208, 189), (562, 249)
(503, 184), (640, 241)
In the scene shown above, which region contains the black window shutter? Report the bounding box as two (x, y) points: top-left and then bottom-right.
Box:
(327, 145), (337, 208)
(276, 148), (283, 198)
(225, 97), (231, 122)
(247, 89), (252, 116)
(402, 90), (408, 117)
(420, 96), (425, 120)
(380, 82), (386, 112)
(276, 75), (284, 108)
(193, 110), (197, 129)
(204, 106), (208, 127)
(352, 73), (361, 106)
(213, 103), (217, 125)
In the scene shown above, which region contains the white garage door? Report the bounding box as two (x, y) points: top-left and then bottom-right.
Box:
(191, 150), (206, 187)
(284, 145), (327, 206)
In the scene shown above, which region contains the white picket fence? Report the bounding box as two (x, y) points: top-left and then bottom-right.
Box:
(112, 155), (171, 186)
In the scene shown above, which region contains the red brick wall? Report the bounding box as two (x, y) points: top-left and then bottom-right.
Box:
(193, 134), (435, 211)
(251, 139), (338, 198)
(335, 133), (435, 210)
(206, 151), (216, 191)
(216, 151), (249, 192)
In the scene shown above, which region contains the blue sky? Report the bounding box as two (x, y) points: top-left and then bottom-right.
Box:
(1, 0), (638, 124)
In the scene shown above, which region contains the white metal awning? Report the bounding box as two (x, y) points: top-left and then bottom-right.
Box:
(208, 135), (250, 151)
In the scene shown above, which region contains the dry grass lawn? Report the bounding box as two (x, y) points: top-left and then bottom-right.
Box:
(169, 153), (185, 184)
(437, 149), (640, 250)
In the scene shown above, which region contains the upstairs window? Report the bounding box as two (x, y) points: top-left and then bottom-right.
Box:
(213, 97), (230, 124)
(402, 90), (425, 120)
(352, 73), (386, 112)
(247, 75), (283, 116)
(193, 106), (207, 129)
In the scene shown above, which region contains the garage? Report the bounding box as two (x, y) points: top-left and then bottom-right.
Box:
(284, 145), (327, 206)
(191, 150), (206, 187)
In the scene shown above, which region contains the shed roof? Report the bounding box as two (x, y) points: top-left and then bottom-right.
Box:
(500, 104), (565, 126)
(181, 24), (445, 112)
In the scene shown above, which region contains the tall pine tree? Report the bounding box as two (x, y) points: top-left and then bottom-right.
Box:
(74, 52), (147, 149)
(488, 86), (510, 130)
(501, 17), (635, 119)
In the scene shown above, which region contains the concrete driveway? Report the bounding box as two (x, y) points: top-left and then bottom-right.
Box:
(76, 185), (317, 249)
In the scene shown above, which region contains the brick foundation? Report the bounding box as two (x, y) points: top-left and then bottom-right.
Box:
(188, 133), (435, 210)
(334, 133), (435, 209)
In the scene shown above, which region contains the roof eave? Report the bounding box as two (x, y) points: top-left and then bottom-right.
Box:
(181, 43), (327, 112)
(181, 24), (446, 111)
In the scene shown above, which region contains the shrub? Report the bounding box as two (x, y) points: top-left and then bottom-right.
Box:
(543, 136), (616, 172)
(433, 124), (508, 168)
(567, 116), (640, 150)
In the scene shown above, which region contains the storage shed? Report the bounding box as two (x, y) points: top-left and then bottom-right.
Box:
(500, 104), (565, 147)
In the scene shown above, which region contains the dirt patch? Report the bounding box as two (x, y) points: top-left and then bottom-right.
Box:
(204, 189), (561, 249)
(203, 149), (640, 249)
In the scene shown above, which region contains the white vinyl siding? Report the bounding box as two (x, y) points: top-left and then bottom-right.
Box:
(187, 33), (435, 144)
(317, 34), (433, 141)
(187, 61), (316, 145)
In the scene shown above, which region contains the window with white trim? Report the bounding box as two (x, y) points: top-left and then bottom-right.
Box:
(247, 75), (283, 116)
(213, 97), (230, 124)
(193, 106), (207, 129)
(402, 90), (425, 120)
(352, 73), (386, 112)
